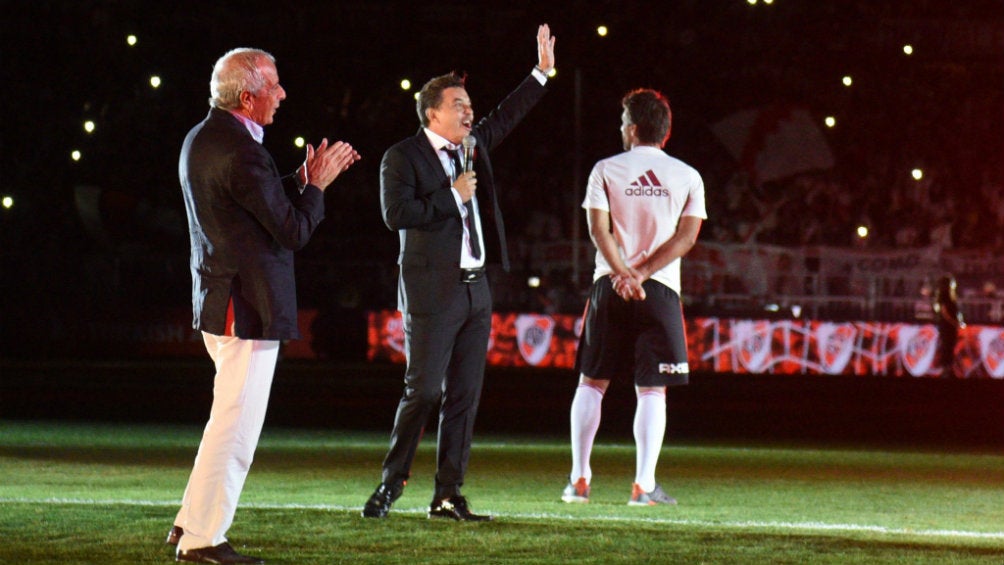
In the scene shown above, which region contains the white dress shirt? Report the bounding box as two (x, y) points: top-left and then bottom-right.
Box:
(423, 129), (485, 269)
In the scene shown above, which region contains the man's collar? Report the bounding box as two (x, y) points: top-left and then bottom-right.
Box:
(424, 128), (457, 151)
(228, 110), (265, 144)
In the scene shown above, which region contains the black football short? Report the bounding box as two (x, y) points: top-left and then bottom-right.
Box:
(575, 276), (690, 387)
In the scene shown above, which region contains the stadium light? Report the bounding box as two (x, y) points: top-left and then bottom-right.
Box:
(400, 79), (412, 91)
(912, 168), (924, 180)
(527, 276), (541, 288)
(2, 196), (13, 209)
(150, 75), (161, 88)
(856, 225), (869, 239)
(294, 137), (305, 148)
(596, 25), (608, 37)
(903, 44), (913, 55)
(842, 75), (853, 87)
(71, 150), (82, 161)
(83, 120), (96, 133)
(126, 34), (137, 47)
(824, 116), (836, 128)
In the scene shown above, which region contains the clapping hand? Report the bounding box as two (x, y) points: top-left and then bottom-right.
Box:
(298, 138), (361, 192)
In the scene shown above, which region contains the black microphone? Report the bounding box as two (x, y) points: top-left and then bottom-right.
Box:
(462, 135), (476, 173)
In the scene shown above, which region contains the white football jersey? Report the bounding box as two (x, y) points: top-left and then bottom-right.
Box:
(582, 145), (707, 293)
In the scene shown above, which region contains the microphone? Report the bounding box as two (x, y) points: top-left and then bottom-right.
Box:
(462, 135), (476, 173)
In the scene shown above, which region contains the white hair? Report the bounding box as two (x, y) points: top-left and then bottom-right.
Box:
(208, 48), (275, 110)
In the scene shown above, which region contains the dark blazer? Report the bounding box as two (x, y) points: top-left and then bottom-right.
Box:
(380, 75), (546, 314)
(180, 108), (325, 340)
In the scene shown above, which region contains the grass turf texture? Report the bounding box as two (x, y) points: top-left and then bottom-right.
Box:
(1, 421), (1001, 564)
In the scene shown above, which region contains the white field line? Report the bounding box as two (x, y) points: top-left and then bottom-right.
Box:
(3, 497), (1003, 542)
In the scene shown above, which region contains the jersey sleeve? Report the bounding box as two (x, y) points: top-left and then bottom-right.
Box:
(582, 161), (610, 211)
(681, 169), (708, 219)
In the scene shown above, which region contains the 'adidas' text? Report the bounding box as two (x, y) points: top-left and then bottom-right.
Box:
(625, 187), (670, 197)
(625, 169), (670, 197)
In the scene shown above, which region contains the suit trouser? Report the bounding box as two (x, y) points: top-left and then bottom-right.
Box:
(175, 333), (279, 550)
(382, 277), (491, 498)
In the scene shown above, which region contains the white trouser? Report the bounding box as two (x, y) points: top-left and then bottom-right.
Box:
(175, 332), (279, 551)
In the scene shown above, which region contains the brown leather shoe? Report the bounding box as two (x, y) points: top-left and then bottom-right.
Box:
(428, 495), (494, 522)
(176, 542), (264, 564)
(165, 525), (183, 545)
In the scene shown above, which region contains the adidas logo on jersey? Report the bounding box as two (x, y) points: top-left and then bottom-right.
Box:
(625, 170), (670, 196)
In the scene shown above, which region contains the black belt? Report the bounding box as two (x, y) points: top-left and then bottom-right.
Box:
(461, 267), (486, 283)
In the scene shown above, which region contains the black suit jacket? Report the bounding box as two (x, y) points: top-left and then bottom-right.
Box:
(380, 75), (546, 314)
(180, 108), (325, 339)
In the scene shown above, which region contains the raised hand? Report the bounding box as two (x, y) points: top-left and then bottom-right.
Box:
(536, 24), (556, 74)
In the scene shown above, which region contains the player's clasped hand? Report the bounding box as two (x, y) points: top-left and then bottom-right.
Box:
(611, 271), (646, 301)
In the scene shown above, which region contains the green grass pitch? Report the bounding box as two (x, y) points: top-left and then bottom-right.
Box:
(1, 421), (1002, 564)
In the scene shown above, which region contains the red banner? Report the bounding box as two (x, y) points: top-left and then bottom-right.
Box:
(367, 310), (1004, 379)
(366, 311), (583, 368)
(70, 307), (1004, 378)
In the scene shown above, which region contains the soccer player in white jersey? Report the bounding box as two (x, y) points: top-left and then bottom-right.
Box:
(563, 88), (706, 506)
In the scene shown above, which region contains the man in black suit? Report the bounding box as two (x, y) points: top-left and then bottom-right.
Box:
(170, 48), (358, 564)
(363, 24), (556, 522)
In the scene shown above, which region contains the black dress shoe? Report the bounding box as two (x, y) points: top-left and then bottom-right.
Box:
(166, 525), (184, 545)
(362, 482), (404, 518)
(176, 542), (264, 564)
(428, 495), (494, 522)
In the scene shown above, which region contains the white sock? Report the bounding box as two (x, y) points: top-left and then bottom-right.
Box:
(633, 389), (667, 492)
(569, 382), (604, 484)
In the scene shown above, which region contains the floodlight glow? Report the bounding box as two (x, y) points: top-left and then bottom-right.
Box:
(824, 116), (836, 128)
(400, 79), (411, 91)
(763, 0), (774, 4)
(149, 75), (161, 88)
(747, 0), (757, 5)
(83, 120), (96, 133)
(903, 44), (913, 55)
(547, 68), (557, 78)
(2, 196), (13, 209)
(842, 75), (853, 87)
(856, 225), (869, 238)
(413, 92), (420, 101)
(528, 276), (541, 288)
(71, 150), (82, 161)
(597, 25), (608, 37)
(126, 35), (137, 46)
(912, 168), (923, 180)
(294, 137), (305, 148)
